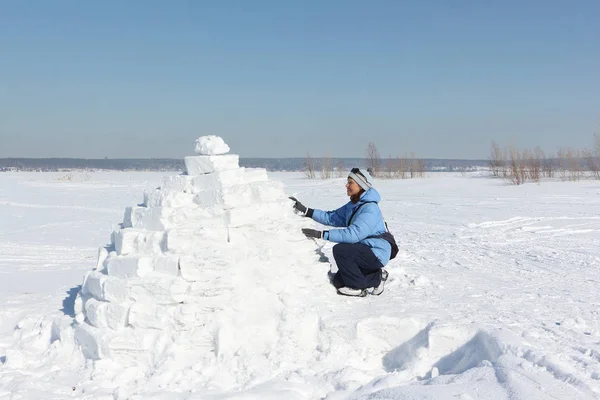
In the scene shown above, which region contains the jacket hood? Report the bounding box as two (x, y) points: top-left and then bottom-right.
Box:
(359, 188), (381, 204)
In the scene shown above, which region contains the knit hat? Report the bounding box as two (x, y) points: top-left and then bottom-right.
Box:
(348, 168), (373, 191)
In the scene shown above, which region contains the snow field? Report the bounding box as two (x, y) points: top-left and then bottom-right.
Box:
(0, 165), (599, 399)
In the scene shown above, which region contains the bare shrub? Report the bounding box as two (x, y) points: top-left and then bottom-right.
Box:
(558, 148), (583, 181)
(518, 149), (529, 183)
(501, 146), (509, 178)
(303, 153), (316, 179)
(557, 148), (568, 181)
(583, 150), (598, 179)
(587, 133), (600, 180)
(508, 146), (525, 185)
(365, 142), (381, 177)
(491, 141), (590, 183)
(542, 152), (554, 178)
(398, 155), (408, 179)
(524, 148), (541, 183)
(522, 149), (532, 182)
(489, 140), (506, 177)
(567, 148), (582, 181)
(334, 159), (345, 178)
(363, 150), (425, 180)
(531, 147), (543, 180)
(385, 155), (398, 178)
(416, 158), (426, 178)
(409, 152), (416, 178)
(319, 155), (333, 179)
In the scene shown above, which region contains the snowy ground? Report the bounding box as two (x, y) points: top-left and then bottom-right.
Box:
(1, 170), (600, 399)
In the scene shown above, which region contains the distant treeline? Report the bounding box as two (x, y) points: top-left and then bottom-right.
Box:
(0, 157), (488, 172)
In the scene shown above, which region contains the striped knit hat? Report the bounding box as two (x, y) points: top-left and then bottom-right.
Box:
(348, 168), (373, 191)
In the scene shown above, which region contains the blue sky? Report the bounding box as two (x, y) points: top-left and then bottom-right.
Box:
(1, 0), (599, 159)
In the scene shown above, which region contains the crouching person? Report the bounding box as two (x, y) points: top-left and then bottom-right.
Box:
(290, 168), (395, 297)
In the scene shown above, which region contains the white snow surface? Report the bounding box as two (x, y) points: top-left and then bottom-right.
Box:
(1, 171), (600, 399)
(194, 136), (230, 155)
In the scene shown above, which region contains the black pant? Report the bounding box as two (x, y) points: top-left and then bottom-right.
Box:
(332, 243), (384, 290)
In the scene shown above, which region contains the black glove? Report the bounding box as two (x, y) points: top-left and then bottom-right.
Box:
(302, 228), (323, 239)
(289, 196), (307, 214)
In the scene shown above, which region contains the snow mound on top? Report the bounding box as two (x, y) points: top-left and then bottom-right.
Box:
(194, 135), (230, 155)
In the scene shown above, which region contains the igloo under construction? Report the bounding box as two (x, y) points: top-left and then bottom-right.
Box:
(70, 136), (327, 389)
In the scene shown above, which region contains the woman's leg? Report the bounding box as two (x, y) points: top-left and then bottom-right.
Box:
(332, 243), (383, 289)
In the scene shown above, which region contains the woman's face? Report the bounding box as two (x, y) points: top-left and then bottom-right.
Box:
(346, 178), (361, 197)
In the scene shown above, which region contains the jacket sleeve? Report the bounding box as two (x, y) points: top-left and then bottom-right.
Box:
(324, 203), (381, 243)
(311, 204), (348, 228)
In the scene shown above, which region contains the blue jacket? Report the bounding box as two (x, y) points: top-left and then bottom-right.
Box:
(311, 188), (391, 266)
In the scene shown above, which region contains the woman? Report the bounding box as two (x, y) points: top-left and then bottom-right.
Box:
(290, 168), (391, 297)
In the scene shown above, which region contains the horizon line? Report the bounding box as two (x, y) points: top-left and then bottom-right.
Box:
(0, 156), (490, 162)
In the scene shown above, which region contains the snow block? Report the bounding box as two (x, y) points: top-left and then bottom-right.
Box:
(192, 181), (284, 209)
(128, 303), (170, 329)
(153, 254), (180, 276)
(144, 189), (196, 208)
(160, 206), (227, 229)
(74, 292), (85, 316)
(184, 155), (239, 175)
(226, 200), (291, 228)
(111, 228), (166, 255)
(192, 168), (246, 191)
(82, 270), (129, 302)
(161, 174), (194, 192)
(74, 324), (160, 361)
(84, 298), (129, 330)
(105, 303), (130, 330)
(172, 303), (216, 326)
(105, 255), (154, 278)
(102, 276), (129, 303)
(193, 184), (254, 209)
(227, 225), (257, 245)
(243, 168), (268, 184)
(166, 227), (229, 252)
(50, 317), (75, 347)
(96, 246), (109, 270)
(178, 255), (219, 282)
(124, 206), (164, 231)
(74, 323), (112, 360)
(128, 276), (189, 304)
(126, 206), (227, 231)
(75, 313), (85, 324)
(249, 181), (285, 203)
(82, 271), (106, 299)
(227, 219), (309, 246)
(178, 256), (202, 282)
(122, 206), (133, 228)
(188, 280), (233, 299)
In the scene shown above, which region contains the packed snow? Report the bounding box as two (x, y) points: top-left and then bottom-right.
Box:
(194, 135), (231, 156)
(1, 144), (600, 399)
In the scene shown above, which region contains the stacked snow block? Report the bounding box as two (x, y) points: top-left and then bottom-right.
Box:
(73, 136), (297, 360)
(184, 154), (239, 175)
